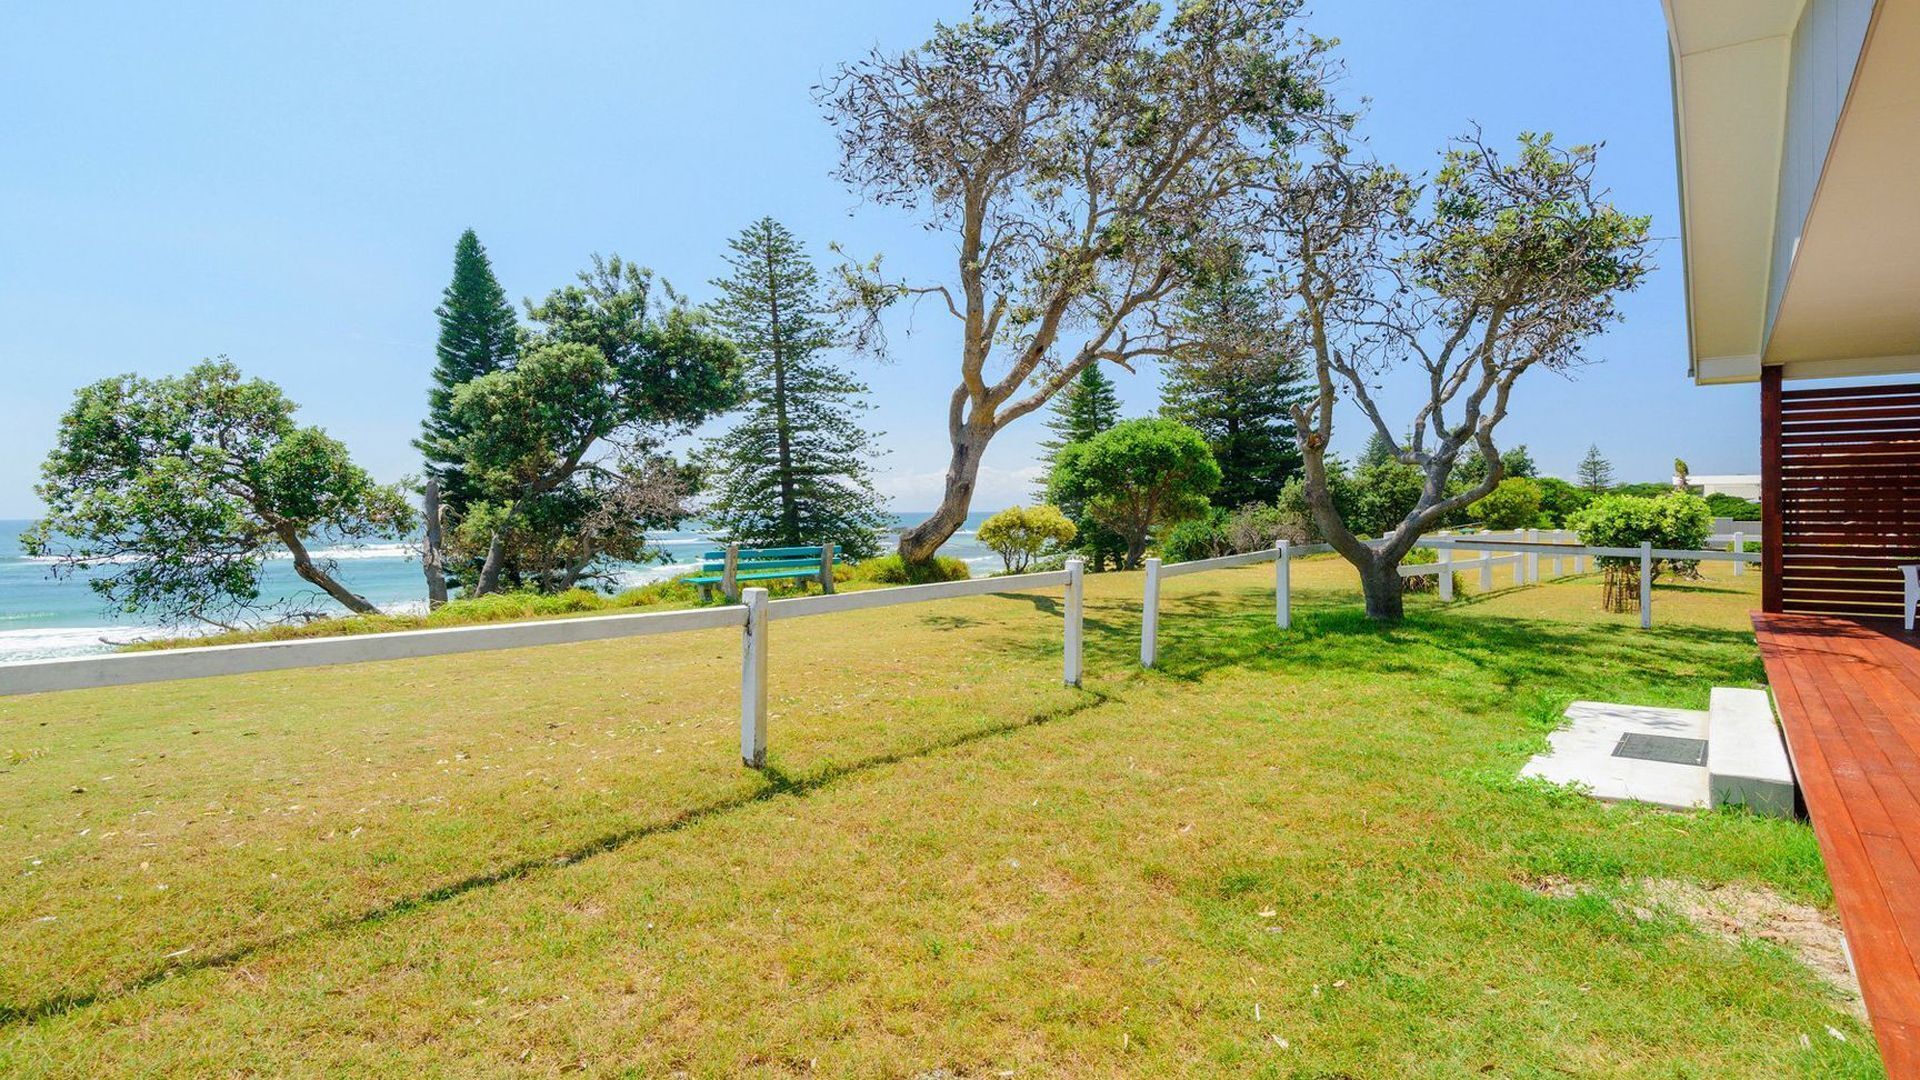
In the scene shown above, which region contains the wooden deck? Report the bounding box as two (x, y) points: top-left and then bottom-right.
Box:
(1754, 612), (1920, 1076)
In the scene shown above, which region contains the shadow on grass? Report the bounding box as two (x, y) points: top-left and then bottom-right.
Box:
(1056, 586), (1765, 702)
(0, 684), (1113, 1030)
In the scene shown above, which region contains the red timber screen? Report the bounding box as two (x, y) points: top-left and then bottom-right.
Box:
(1761, 368), (1920, 619)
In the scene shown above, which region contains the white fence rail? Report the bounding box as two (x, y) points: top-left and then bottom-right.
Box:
(0, 561), (1089, 770)
(2, 528), (1774, 767)
(1137, 532), (1762, 665)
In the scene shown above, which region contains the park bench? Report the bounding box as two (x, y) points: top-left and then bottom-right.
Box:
(687, 543), (841, 602)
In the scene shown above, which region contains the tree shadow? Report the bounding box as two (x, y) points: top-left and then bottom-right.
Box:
(0, 684), (1112, 1029)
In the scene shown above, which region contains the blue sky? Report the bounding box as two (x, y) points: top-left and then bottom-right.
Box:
(0, 2), (1757, 519)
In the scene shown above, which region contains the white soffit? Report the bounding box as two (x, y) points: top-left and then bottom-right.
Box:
(1765, 0), (1920, 378)
(1665, 0), (1805, 385)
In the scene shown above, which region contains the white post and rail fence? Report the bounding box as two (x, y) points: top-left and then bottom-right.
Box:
(1, 530), (1769, 765)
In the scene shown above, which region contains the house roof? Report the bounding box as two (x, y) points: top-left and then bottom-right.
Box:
(1664, 0), (1920, 385)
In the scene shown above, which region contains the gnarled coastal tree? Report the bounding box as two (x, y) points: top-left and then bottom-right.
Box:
(26, 359), (414, 626)
(821, 0), (1343, 563)
(1271, 132), (1653, 619)
(454, 256), (739, 595)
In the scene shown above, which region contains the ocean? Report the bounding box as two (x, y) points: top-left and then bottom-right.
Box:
(0, 513), (1001, 663)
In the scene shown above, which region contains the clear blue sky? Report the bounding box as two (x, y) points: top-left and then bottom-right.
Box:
(0, 1), (1756, 519)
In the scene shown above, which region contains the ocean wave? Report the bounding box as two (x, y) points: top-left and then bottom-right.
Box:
(15, 544), (420, 566)
(0, 624), (196, 663)
(612, 561), (699, 588)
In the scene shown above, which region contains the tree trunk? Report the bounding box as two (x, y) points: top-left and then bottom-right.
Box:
(1122, 534), (1149, 570)
(277, 526), (381, 616)
(1357, 554), (1404, 621)
(422, 477), (448, 609)
(766, 244), (801, 546)
(475, 528), (509, 596)
(898, 423), (990, 563)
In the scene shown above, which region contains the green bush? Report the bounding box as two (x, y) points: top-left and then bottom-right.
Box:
(977, 505), (1077, 573)
(1399, 545), (1463, 595)
(1534, 477), (1592, 527)
(854, 554), (972, 584)
(1468, 477), (1544, 530)
(1704, 492), (1762, 521)
(1568, 491), (1714, 580)
(1160, 510), (1229, 563)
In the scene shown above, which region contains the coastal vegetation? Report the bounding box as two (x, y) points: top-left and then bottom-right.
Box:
(23, 361), (414, 626)
(824, 0), (1345, 565)
(699, 218), (890, 559)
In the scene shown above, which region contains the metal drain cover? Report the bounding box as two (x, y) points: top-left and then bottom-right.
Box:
(1612, 732), (1708, 767)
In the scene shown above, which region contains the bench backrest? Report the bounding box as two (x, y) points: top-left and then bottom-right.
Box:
(698, 545), (843, 574)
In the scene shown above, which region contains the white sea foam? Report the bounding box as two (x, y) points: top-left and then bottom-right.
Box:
(612, 561), (700, 589)
(0, 624), (187, 662)
(18, 544), (420, 566)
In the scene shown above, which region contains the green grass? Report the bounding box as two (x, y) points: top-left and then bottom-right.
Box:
(0, 557), (1882, 1076)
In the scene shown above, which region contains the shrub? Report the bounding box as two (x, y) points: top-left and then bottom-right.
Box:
(1704, 492), (1762, 521)
(1469, 477), (1544, 530)
(1568, 492), (1714, 610)
(1050, 419), (1221, 568)
(1534, 477), (1592, 527)
(1400, 545), (1461, 594)
(1160, 510), (1229, 563)
(976, 505), (1077, 573)
(855, 554), (971, 584)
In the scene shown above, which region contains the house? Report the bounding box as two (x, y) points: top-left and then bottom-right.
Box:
(1665, 2), (1920, 1071)
(1665, 0), (1918, 621)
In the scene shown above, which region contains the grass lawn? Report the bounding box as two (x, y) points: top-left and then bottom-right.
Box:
(0, 556), (1882, 1076)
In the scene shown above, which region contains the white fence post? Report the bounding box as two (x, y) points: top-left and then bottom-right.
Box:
(1141, 557), (1161, 668)
(1275, 541), (1292, 629)
(1064, 558), (1085, 687)
(1639, 541), (1654, 630)
(1732, 532), (1744, 577)
(740, 586), (769, 768)
(1437, 533), (1453, 602)
(1525, 528), (1539, 584)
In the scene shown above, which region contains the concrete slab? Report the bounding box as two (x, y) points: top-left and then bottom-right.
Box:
(1709, 687), (1796, 818)
(1521, 701), (1711, 810)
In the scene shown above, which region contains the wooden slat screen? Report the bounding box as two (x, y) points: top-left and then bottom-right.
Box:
(1775, 380), (1920, 619)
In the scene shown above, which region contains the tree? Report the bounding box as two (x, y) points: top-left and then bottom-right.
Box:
(415, 230), (520, 604)
(457, 256), (740, 595)
(822, 0), (1343, 564)
(1673, 457), (1690, 490)
(1469, 477), (1544, 530)
(1577, 443), (1614, 492)
(1036, 365), (1127, 570)
(1049, 419), (1220, 568)
(1272, 131), (1653, 619)
(977, 505), (1077, 573)
(1033, 365), (1121, 501)
(1568, 491), (1712, 610)
(1160, 258), (1308, 508)
(417, 230), (519, 506)
(26, 360), (414, 626)
(699, 219), (890, 559)
(1456, 442), (1537, 489)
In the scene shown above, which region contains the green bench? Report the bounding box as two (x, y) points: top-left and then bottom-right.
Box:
(687, 543), (842, 602)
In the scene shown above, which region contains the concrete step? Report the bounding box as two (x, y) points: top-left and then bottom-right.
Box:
(1707, 687), (1796, 818)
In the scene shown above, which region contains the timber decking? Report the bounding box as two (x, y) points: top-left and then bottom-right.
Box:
(1754, 612), (1920, 1076)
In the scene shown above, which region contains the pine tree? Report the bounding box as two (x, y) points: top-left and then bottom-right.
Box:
(1035, 365), (1125, 568)
(1033, 365), (1121, 501)
(1158, 269), (1307, 508)
(1359, 430), (1398, 470)
(1578, 443), (1615, 492)
(417, 229), (519, 506)
(702, 218), (890, 558)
